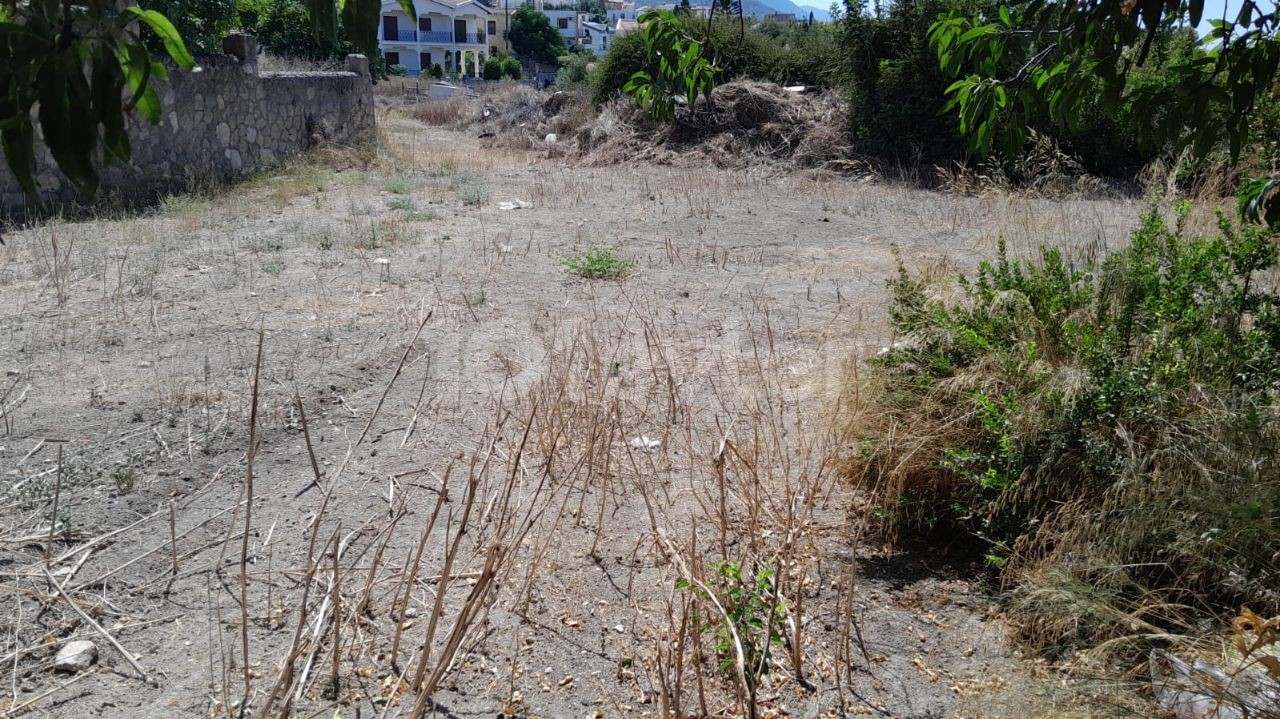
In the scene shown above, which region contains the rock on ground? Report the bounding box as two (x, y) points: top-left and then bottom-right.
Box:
(54, 641), (97, 673)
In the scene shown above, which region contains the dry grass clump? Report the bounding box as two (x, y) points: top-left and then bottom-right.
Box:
(578, 81), (851, 170)
(846, 201), (1280, 668)
(407, 85), (597, 150)
(258, 53), (345, 73)
(410, 94), (472, 126)
(935, 130), (1117, 197)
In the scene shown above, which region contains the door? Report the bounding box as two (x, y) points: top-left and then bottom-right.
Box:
(382, 15), (398, 41)
(454, 18), (466, 43)
(419, 52), (431, 72)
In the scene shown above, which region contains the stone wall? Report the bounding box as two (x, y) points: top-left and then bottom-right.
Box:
(0, 41), (374, 209)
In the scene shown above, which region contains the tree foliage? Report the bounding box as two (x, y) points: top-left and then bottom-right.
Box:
(931, 0), (1280, 163)
(591, 27), (651, 102)
(251, 0), (343, 59)
(841, 0), (973, 163)
(622, 10), (718, 121)
(139, 0), (237, 55)
(303, 0), (416, 66)
(1, 0), (196, 201)
(509, 4), (565, 64)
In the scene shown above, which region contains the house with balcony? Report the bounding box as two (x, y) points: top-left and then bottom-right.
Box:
(378, 0), (497, 77)
(580, 20), (613, 55)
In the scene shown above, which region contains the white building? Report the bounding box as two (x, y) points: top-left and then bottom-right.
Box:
(603, 0), (638, 24)
(378, 0), (496, 77)
(580, 20), (613, 55)
(542, 6), (586, 45)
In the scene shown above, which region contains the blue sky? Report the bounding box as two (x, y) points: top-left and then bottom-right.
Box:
(1197, 0), (1246, 34)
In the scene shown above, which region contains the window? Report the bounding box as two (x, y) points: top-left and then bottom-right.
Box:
(557, 17), (569, 29)
(487, 20), (496, 35)
(419, 17), (431, 31)
(384, 51), (400, 65)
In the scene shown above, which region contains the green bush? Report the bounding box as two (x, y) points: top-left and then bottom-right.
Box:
(500, 55), (522, 80)
(702, 18), (843, 88)
(430, 62), (444, 79)
(482, 56), (504, 80)
(556, 51), (592, 86)
(591, 29), (649, 103)
(388, 63), (408, 76)
(591, 17), (842, 105)
(854, 203), (1280, 645)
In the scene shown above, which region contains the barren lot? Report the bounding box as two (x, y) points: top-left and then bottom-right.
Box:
(0, 116), (1139, 718)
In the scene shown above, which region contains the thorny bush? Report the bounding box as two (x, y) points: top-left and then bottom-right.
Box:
(852, 200), (1280, 652)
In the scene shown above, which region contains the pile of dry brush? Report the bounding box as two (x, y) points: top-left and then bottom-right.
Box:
(579, 81), (852, 171)
(410, 81), (853, 171)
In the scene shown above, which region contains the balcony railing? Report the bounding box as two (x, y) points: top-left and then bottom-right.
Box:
(384, 28), (416, 42)
(384, 29), (486, 45)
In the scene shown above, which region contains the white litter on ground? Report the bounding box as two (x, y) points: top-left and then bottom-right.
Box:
(499, 200), (532, 210)
(628, 436), (660, 450)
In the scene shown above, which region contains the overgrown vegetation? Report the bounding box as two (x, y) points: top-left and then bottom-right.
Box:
(594, 10), (843, 109)
(852, 201), (1280, 655)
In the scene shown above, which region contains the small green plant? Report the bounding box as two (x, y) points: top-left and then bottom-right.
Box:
(388, 196), (416, 212)
(316, 227), (336, 250)
(249, 236), (285, 253)
(677, 560), (786, 714)
(452, 174), (489, 206)
(110, 469), (137, 494)
(385, 178), (414, 195)
(404, 209), (439, 222)
(561, 243), (634, 279)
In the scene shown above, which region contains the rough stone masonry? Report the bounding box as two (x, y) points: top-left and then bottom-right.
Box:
(0, 34), (374, 210)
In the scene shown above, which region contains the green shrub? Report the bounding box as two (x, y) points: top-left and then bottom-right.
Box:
(388, 63), (409, 76)
(482, 56), (504, 80)
(854, 202), (1280, 647)
(499, 56), (522, 80)
(591, 29), (649, 103)
(556, 51), (592, 86)
(592, 17), (842, 105)
(430, 62), (444, 79)
(561, 243), (634, 279)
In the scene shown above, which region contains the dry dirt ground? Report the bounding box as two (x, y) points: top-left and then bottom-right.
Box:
(0, 115), (1144, 718)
